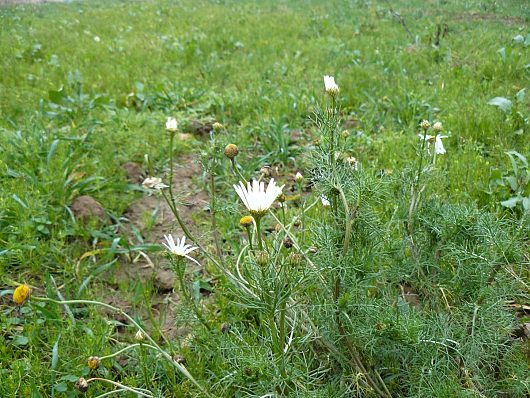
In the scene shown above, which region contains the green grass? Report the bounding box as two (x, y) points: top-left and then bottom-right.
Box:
(0, 0), (529, 397)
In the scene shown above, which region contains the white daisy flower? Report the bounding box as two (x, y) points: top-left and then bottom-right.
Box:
(434, 135), (448, 155)
(233, 178), (284, 218)
(165, 117), (178, 133)
(162, 235), (200, 266)
(418, 134), (447, 155)
(321, 195), (331, 208)
(142, 177), (168, 190)
(323, 75), (339, 96)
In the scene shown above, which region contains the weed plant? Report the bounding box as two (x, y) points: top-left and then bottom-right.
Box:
(1, 0), (529, 397)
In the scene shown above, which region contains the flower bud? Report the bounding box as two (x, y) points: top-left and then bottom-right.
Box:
(166, 117), (178, 133)
(254, 250), (269, 266)
(277, 193), (286, 203)
(420, 120), (431, 130)
(212, 122), (224, 131)
(87, 356), (101, 370)
(287, 252), (304, 267)
(224, 144), (239, 160)
(341, 130), (350, 138)
(75, 377), (89, 393)
(294, 172), (303, 183)
(239, 215), (254, 228)
(13, 284), (30, 305)
(432, 121), (443, 132)
(135, 330), (145, 342)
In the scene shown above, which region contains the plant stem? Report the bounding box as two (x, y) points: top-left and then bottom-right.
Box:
(31, 297), (213, 398)
(210, 173), (225, 265)
(174, 258), (211, 331)
(255, 216), (264, 251)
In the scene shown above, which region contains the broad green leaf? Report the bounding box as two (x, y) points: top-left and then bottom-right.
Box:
(488, 97), (512, 113)
(500, 197), (520, 208)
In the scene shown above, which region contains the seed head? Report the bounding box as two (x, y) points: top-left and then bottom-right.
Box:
(342, 130), (350, 138)
(239, 215), (254, 228)
(75, 377), (89, 393)
(13, 284), (30, 305)
(87, 356), (101, 370)
(283, 236), (294, 249)
(224, 144), (239, 160)
(420, 120), (431, 131)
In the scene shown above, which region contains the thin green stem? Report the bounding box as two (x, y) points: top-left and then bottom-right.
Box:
(31, 297), (213, 398)
(174, 259), (211, 330)
(255, 216), (264, 251)
(86, 378), (153, 398)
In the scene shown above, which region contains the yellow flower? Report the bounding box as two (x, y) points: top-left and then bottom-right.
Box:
(239, 216), (254, 228)
(13, 284), (30, 305)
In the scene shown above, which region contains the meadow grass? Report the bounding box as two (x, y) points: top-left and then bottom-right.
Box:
(0, 0), (529, 397)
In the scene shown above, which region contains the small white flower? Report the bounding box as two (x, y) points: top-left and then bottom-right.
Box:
(321, 195), (331, 208)
(162, 235), (200, 266)
(295, 172), (303, 183)
(418, 134), (447, 155)
(434, 135), (448, 155)
(323, 75), (339, 96)
(165, 117), (178, 133)
(142, 177), (168, 190)
(94, 36), (101, 42)
(234, 178), (284, 218)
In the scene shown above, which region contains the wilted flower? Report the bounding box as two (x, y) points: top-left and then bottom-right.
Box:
(321, 195), (331, 208)
(224, 144), (239, 160)
(233, 179), (284, 218)
(259, 165), (271, 177)
(142, 177), (168, 190)
(166, 117), (178, 133)
(420, 120), (431, 130)
(162, 235), (200, 266)
(288, 252), (304, 267)
(345, 156), (358, 170)
(432, 121), (443, 132)
(324, 75), (340, 96)
(87, 356), (101, 370)
(75, 377), (89, 392)
(13, 284), (30, 305)
(295, 172), (303, 183)
(173, 354), (186, 365)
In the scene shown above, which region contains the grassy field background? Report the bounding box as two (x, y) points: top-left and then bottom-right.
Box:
(0, 0), (528, 396)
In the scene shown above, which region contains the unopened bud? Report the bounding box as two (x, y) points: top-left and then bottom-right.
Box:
(432, 122), (443, 132)
(288, 252), (304, 267)
(135, 330), (145, 342)
(420, 120), (431, 130)
(212, 122), (224, 131)
(255, 250), (269, 266)
(224, 144), (239, 160)
(295, 172), (303, 183)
